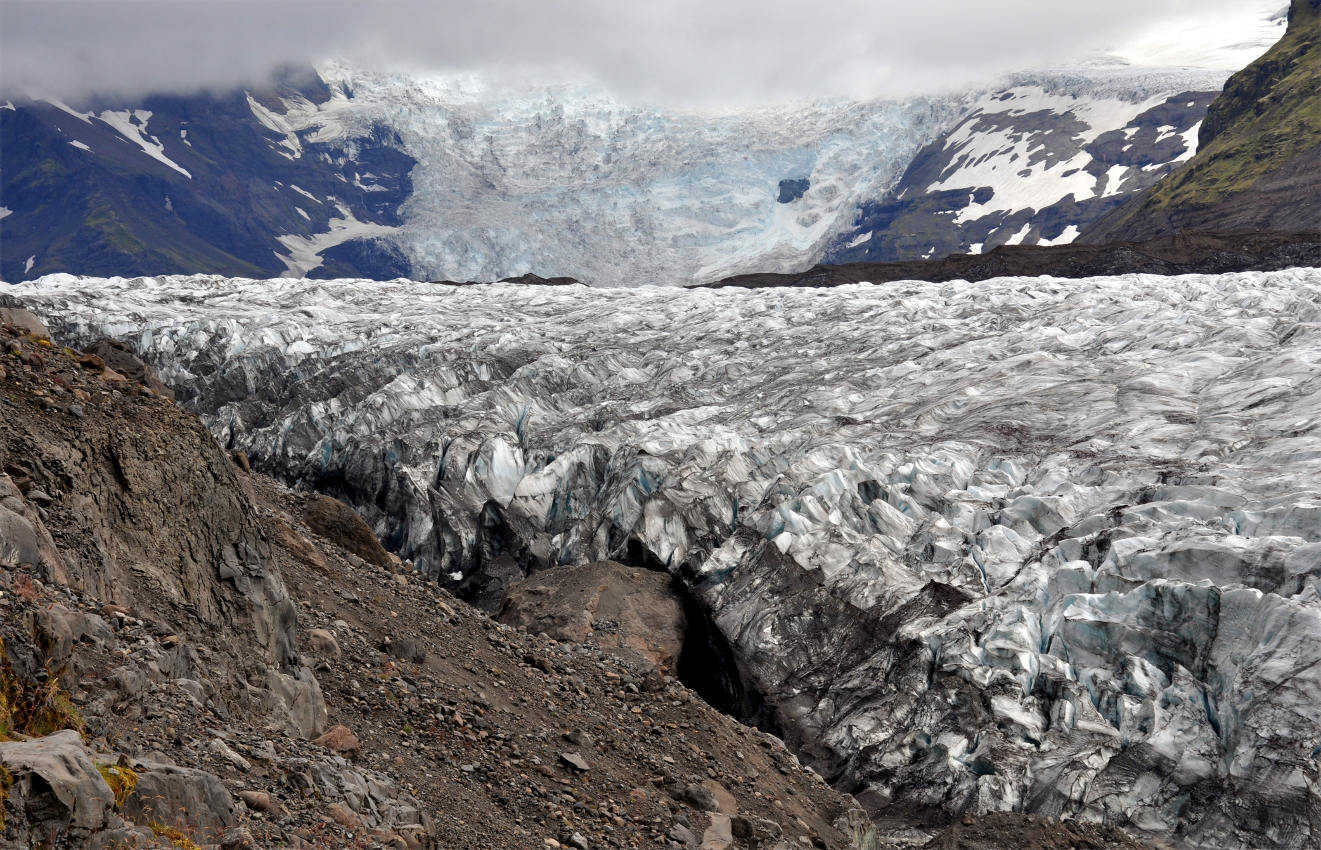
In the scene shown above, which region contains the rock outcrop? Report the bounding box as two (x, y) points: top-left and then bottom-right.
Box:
(500, 561), (687, 670)
(708, 231), (1321, 289)
(0, 731), (116, 836)
(1084, 0), (1321, 240)
(0, 311), (325, 742)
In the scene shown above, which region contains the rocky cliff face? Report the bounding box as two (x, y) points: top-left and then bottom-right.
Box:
(0, 304), (324, 742)
(16, 271), (1321, 850)
(1085, 0), (1321, 240)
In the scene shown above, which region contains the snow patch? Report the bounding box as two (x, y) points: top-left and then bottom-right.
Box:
(246, 94), (303, 158)
(934, 86), (1171, 226)
(1038, 224), (1080, 246)
(97, 110), (192, 178)
(1172, 121), (1203, 164)
(1005, 222), (1032, 246)
(288, 185), (323, 204)
(47, 99), (93, 123)
(275, 207), (398, 277)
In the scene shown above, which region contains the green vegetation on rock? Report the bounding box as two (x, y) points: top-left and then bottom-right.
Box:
(1088, 0), (1321, 239)
(1154, 1), (1319, 207)
(0, 635), (85, 742)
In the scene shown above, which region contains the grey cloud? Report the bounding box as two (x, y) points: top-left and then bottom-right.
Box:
(0, 0), (1259, 105)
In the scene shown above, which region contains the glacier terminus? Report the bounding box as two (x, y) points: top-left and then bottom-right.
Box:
(15, 269), (1321, 850)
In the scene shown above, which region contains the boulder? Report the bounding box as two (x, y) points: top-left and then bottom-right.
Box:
(0, 503), (42, 568)
(313, 724), (361, 759)
(119, 760), (237, 842)
(262, 666), (327, 739)
(0, 730), (116, 835)
(307, 628), (342, 658)
(81, 339), (173, 399)
(499, 562), (686, 670)
(0, 307), (50, 338)
(0, 473), (66, 582)
(300, 494), (393, 569)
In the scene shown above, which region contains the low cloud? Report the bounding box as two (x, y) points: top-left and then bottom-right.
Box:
(0, 0), (1272, 106)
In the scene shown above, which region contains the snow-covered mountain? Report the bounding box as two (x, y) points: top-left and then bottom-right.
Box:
(0, 3), (1289, 285)
(824, 72), (1223, 263)
(236, 61), (1259, 284)
(16, 269), (1321, 849)
(0, 69), (416, 282)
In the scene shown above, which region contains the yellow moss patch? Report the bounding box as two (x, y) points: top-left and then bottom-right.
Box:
(0, 763), (12, 830)
(96, 764), (139, 809)
(0, 635), (85, 741)
(149, 821), (203, 850)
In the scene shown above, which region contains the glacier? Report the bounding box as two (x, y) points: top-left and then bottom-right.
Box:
(259, 64), (967, 285)
(252, 61), (1253, 285)
(13, 270), (1321, 849)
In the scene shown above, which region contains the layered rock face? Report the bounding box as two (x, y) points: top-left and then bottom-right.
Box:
(15, 270), (1321, 849)
(0, 306), (324, 740)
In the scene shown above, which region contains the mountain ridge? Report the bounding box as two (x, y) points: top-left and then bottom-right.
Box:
(1083, 0), (1321, 240)
(1, 29), (1285, 286)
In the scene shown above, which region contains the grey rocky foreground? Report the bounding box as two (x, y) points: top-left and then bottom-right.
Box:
(15, 269), (1321, 849)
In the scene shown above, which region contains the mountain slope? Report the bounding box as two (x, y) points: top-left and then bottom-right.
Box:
(220, 66), (1251, 284)
(0, 69), (414, 282)
(1085, 0), (1321, 240)
(823, 78), (1221, 263)
(0, 8), (1289, 288)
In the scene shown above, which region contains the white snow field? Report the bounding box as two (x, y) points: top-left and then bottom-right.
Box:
(15, 270), (1321, 848)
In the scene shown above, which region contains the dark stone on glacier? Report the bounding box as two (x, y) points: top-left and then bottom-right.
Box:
(498, 273), (582, 287)
(777, 178), (810, 204)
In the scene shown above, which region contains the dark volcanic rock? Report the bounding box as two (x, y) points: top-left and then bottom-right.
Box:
(0, 67), (414, 282)
(707, 231), (1321, 289)
(778, 178), (811, 204)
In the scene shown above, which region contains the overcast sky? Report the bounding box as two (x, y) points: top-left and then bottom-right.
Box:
(0, 0), (1278, 106)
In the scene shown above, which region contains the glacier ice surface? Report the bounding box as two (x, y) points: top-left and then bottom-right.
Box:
(15, 269), (1321, 849)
